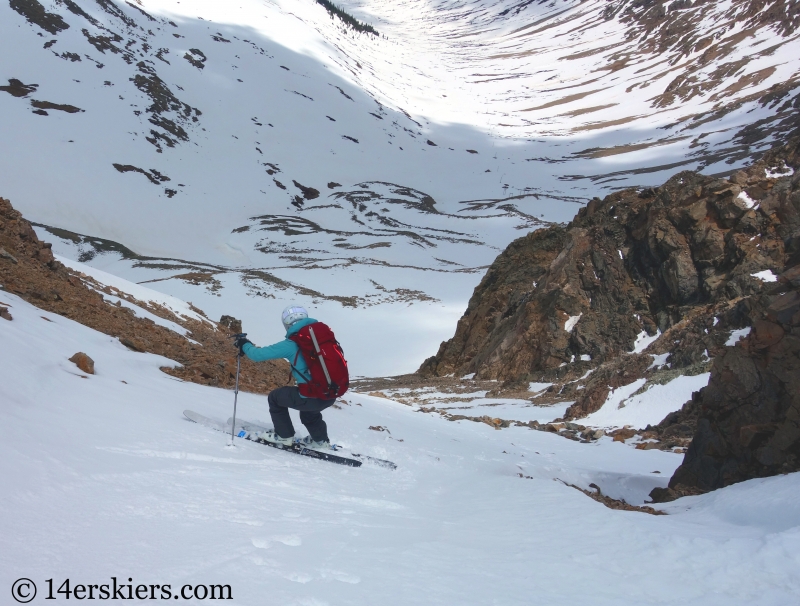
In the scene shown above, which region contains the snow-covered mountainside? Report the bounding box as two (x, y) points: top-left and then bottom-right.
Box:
(4, 3), (800, 601)
(2, 287), (799, 605)
(3, 0), (799, 374)
(413, 136), (800, 498)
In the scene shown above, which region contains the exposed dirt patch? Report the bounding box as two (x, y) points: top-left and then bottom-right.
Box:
(0, 79), (39, 98)
(60, 0), (100, 26)
(573, 136), (692, 160)
(9, 0), (70, 35)
(240, 269), (360, 308)
(522, 89), (603, 112)
(125, 0), (156, 22)
(140, 271), (223, 295)
(30, 100), (84, 114)
(130, 61), (202, 151)
(82, 28), (132, 63)
(94, 0), (136, 28)
(334, 242), (391, 250)
(554, 480), (666, 515)
(289, 90), (313, 101)
(557, 103), (617, 118)
(112, 163), (171, 185)
(183, 48), (206, 69)
(332, 85), (353, 100)
(292, 180), (320, 200)
(572, 114), (644, 133)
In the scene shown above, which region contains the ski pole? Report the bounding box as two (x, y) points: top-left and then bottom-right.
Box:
(229, 333), (247, 445)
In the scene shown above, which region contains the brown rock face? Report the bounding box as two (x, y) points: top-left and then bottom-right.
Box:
(652, 284), (800, 500)
(417, 133), (800, 497)
(69, 352), (95, 375)
(419, 137), (800, 409)
(0, 197), (287, 395)
(219, 315), (243, 334)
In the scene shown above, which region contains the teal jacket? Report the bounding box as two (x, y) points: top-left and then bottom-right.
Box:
(242, 317), (317, 385)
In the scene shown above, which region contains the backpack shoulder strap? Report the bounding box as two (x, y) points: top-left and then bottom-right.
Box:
(288, 346), (311, 381)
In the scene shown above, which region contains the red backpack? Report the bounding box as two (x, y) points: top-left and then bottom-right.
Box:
(288, 322), (349, 400)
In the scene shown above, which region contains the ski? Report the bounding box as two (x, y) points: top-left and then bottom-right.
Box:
(227, 417), (397, 470)
(184, 410), (363, 468)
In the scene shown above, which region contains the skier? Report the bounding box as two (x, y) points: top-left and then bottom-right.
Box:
(233, 305), (346, 450)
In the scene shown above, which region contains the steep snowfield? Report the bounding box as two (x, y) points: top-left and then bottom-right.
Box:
(2, 279), (800, 604)
(3, 0), (799, 373)
(4, 4), (800, 600)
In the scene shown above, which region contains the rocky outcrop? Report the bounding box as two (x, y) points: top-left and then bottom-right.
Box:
(651, 269), (800, 501)
(69, 352), (95, 375)
(419, 134), (800, 495)
(419, 138), (800, 417)
(0, 197), (287, 394)
(219, 314), (243, 334)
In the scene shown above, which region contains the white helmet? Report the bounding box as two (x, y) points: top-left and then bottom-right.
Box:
(281, 305), (308, 329)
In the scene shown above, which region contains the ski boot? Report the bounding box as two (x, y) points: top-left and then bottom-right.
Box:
(298, 435), (332, 450)
(257, 430), (294, 447)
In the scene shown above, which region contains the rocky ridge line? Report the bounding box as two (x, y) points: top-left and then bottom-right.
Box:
(420, 138), (798, 393)
(415, 135), (800, 493)
(0, 197), (287, 394)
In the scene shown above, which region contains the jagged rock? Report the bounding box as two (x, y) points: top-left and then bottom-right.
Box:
(120, 337), (145, 352)
(411, 135), (800, 495)
(219, 315), (243, 334)
(69, 352), (95, 375)
(420, 137), (800, 428)
(648, 484), (706, 502)
(646, 401), (700, 449)
(612, 427), (637, 442)
(565, 353), (653, 420)
(37, 242), (54, 265)
(652, 276), (800, 501)
(0, 306), (11, 321)
(30, 289), (61, 301)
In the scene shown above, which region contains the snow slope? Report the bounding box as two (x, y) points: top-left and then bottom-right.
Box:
(3, 0), (799, 374)
(3, 277), (800, 605)
(579, 373), (711, 429)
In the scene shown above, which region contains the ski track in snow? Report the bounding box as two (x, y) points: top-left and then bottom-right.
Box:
(2, 288), (800, 605)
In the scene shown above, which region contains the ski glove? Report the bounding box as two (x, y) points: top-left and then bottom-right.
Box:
(233, 335), (252, 355)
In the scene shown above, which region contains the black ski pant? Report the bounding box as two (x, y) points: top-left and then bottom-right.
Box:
(268, 386), (335, 442)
